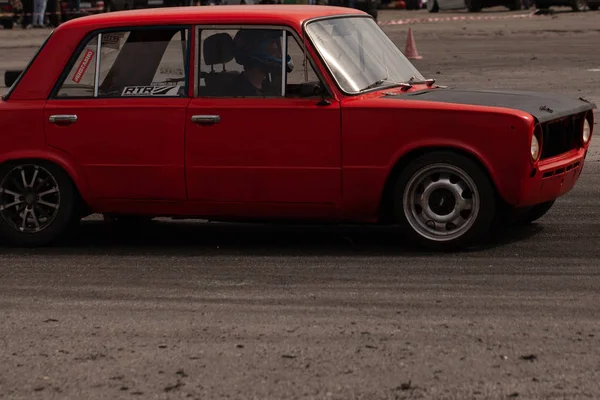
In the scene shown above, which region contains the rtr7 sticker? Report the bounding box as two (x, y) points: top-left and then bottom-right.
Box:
(121, 85), (181, 96)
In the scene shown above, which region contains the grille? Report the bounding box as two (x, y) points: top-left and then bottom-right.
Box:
(540, 115), (581, 160)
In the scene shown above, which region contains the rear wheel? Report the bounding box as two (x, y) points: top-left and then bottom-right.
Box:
(0, 161), (79, 246)
(1, 20), (13, 29)
(393, 152), (496, 251)
(589, 3), (599, 9)
(571, 0), (586, 10)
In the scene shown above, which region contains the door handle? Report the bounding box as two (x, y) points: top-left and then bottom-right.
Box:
(49, 114), (78, 125)
(191, 115), (220, 125)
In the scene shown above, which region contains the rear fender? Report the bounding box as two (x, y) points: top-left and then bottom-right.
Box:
(0, 148), (94, 207)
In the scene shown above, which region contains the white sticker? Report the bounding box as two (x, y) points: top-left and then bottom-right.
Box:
(121, 85), (181, 96)
(102, 33), (124, 50)
(159, 66), (185, 76)
(150, 81), (179, 87)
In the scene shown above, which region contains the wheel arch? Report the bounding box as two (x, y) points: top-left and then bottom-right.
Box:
(377, 145), (508, 223)
(0, 151), (94, 214)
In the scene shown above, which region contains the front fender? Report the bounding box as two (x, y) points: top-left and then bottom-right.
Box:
(341, 98), (536, 219)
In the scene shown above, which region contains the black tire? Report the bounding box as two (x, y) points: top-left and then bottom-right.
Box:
(589, 3), (599, 9)
(392, 151), (496, 251)
(517, 200), (555, 224)
(0, 161), (79, 247)
(427, 0), (440, 12)
(1, 20), (13, 29)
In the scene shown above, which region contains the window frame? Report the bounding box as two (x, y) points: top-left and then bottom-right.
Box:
(192, 23), (331, 100)
(49, 24), (193, 100)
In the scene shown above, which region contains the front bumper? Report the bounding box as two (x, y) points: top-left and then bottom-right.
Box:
(516, 147), (587, 207)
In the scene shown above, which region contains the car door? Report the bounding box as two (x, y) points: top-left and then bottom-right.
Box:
(44, 27), (191, 200)
(185, 26), (342, 211)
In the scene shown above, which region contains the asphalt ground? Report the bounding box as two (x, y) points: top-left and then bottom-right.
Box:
(1, 7), (600, 400)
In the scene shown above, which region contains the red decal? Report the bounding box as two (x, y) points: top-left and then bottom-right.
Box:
(71, 49), (95, 83)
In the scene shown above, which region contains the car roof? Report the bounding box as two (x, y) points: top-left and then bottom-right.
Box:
(55, 5), (367, 31)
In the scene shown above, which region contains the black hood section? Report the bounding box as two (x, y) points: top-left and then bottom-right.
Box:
(386, 88), (596, 123)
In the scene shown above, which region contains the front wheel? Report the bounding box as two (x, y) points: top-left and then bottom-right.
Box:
(0, 162), (79, 246)
(393, 152), (496, 251)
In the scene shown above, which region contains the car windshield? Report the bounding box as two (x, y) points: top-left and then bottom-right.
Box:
(305, 16), (425, 94)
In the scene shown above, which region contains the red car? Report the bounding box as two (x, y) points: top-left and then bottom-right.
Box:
(0, 6), (595, 250)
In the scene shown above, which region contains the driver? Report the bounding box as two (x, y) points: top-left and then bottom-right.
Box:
(231, 29), (294, 96)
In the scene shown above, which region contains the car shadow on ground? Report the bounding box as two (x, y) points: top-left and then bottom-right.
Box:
(0, 217), (545, 256)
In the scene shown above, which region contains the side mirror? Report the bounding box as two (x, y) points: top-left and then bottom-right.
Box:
(299, 81), (323, 97)
(4, 70), (23, 88)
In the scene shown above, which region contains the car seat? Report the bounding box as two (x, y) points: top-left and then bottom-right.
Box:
(200, 32), (240, 96)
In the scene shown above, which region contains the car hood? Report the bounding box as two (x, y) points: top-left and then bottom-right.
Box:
(385, 88), (596, 123)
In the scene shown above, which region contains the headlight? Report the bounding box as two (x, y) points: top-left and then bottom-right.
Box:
(583, 118), (591, 144)
(530, 133), (540, 161)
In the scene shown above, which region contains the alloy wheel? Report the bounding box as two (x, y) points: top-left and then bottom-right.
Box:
(0, 164), (61, 233)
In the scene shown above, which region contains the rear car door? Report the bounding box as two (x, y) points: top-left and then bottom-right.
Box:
(44, 26), (191, 200)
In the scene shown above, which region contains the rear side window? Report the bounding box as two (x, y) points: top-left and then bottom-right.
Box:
(54, 27), (190, 99)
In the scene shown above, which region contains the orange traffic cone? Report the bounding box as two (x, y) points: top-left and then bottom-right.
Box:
(404, 28), (422, 60)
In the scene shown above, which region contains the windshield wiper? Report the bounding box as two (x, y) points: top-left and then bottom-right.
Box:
(407, 77), (437, 86)
(359, 78), (412, 93)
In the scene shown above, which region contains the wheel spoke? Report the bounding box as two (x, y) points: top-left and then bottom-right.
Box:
(438, 172), (451, 183)
(454, 180), (468, 196)
(20, 168), (28, 189)
(38, 200), (59, 209)
(433, 221), (447, 231)
(20, 209), (29, 230)
(0, 200), (23, 210)
(451, 215), (466, 227)
(0, 188), (21, 198)
(29, 167), (39, 188)
(35, 176), (49, 191)
(30, 209), (40, 228)
(38, 188), (58, 197)
(455, 196), (472, 212)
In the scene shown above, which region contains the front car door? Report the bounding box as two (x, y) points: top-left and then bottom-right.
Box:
(44, 26), (191, 201)
(184, 24), (342, 218)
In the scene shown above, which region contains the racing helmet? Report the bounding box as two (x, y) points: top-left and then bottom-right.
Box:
(233, 29), (294, 74)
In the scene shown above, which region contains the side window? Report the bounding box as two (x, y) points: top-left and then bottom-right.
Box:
(55, 27), (189, 98)
(198, 27), (285, 98)
(196, 27), (323, 99)
(56, 35), (98, 98)
(284, 34), (322, 98)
